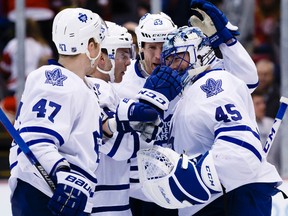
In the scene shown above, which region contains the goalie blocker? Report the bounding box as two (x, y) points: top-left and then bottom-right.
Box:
(137, 146), (222, 209)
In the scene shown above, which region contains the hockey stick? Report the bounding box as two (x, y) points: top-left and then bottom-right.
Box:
(263, 96), (288, 156)
(0, 108), (56, 191)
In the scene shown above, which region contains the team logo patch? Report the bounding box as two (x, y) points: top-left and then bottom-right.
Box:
(78, 13), (88, 23)
(45, 68), (67, 86)
(200, 78), (223, 98)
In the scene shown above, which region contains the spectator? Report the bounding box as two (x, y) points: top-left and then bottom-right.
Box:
(0, 18), (53, 96)
(252, 90), (281, 173)
(256, 58), (280, 118)
(254, 0), (280, 63)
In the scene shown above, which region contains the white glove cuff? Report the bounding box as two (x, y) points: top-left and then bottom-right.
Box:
(136, 88), (169, 111)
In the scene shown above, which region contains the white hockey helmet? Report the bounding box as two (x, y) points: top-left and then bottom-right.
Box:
(101, 21), (135, 60)
(161, 26), (215, 85)
(135, 12), (177, 51)
(52, 8), (107, 55)
(97, 21), (135, 82)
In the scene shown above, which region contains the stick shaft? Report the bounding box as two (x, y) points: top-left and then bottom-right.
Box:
(0, 108), (55, 191)
(263, 96), (288, 156)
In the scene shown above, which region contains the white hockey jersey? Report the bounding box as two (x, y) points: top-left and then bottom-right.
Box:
(112, 41), (260, 202)
(87, 77), (150, 216)
(171, 69), (282, 216)
(9, 62), (101, 213)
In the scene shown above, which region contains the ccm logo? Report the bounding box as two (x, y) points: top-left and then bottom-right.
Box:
(205, 166), (216, 187)
(65, 175), (92, 193)
(138, 90), (166, 105)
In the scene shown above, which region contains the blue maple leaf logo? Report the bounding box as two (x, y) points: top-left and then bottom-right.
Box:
(45, 68), (67, 86)
(200, 78), (223, 98)
(78, 13), (88, 23)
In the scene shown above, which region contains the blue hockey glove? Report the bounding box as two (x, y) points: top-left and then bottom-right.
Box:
(190, 0), (239, 48)
(136, 66), (182, 114)
(48, 171), (92, 216)
(107, 98), (160, 134)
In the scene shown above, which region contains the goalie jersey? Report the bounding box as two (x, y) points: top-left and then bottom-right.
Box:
(170, 68), (282, 216)
(9, 61), (101, 212)
(112, 40), (260, 201)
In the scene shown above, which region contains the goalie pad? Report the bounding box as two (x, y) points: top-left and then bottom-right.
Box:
(137, 146), (222, 209)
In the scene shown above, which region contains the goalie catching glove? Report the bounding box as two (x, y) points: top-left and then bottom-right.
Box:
(189, 0), (239, 48)
(137, 146), (222, 209)
(136, 66), (182, 116)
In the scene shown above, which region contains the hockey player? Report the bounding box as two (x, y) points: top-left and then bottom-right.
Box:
(136, 3), (283, 215)
(87, 21), (144, 215)
(112, 12), (180, 216)
(8, 8), (160, 216)
(9, 8), (106, 216)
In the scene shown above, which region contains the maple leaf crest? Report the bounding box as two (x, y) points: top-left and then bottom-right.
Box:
(45, 68), (67, 86)
(200, 78), (223, 98)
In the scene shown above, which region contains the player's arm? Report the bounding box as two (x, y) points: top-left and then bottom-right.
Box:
(188, 1), (258, 92)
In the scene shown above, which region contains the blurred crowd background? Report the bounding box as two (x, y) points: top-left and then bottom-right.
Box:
(0, 0), (283, 178)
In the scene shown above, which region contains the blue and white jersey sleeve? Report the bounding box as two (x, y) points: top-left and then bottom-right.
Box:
(171, 69), (282, 215)
(9, 65), (101, 197)
(219, 41), (258, 92)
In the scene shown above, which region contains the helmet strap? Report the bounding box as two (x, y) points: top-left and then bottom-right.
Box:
(96, 59), (115, 83)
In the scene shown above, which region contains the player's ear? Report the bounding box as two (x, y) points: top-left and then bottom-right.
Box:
(87, 38), (100, 54)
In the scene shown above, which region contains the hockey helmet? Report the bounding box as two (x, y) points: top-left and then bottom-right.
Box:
(52, 8), (107, 55)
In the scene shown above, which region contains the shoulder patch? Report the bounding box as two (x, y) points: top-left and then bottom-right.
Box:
(200, 78), (223, 98)
(45, 68), (67, 86)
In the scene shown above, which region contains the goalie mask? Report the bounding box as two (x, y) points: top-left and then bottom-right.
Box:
(97, 21), (136, 83)
(161, 26), (215, 86)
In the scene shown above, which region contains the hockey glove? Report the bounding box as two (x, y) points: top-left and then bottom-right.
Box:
(107, 98), (160, 134)
(48, 170), (92, 216)
(190, 0), (239, 48)
(130, 117), (163, 143)
(137, 146), (222, 209)
(136, 66), (182, 115)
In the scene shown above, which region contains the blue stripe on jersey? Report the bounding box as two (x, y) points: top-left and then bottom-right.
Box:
(218, 136), (262, 161)
(214, 125), (260, 140)
(95, 184), (129, 192)
(131, 132), (140, 158)
(130, 178), (140, 183)
(19, 126), (64, 146)
(130, 165), (138, 171)
(107, 133), (124, 158)
(247, 81), (259, 89)
(70, 163), (98, 184)
(92, 204), (130, 213)
(10, 161), (18, 170)
(16, 138), (55, 155)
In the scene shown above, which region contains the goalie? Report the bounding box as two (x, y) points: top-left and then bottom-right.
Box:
(136, 1), (283, 215)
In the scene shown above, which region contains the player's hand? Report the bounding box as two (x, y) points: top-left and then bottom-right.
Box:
(130, 117), (163, 143)
(136, 66), (182, 115)
(48, 171), (92, 216)
(190, 0), (239, 48)
(107, 98), (160, 134)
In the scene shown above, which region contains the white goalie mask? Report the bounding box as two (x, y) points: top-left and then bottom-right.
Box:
(52, 8), (107, 56)
(161, 26), (215, 86)
(135, 12), (177, 52)
(97, 21), (135, 83)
